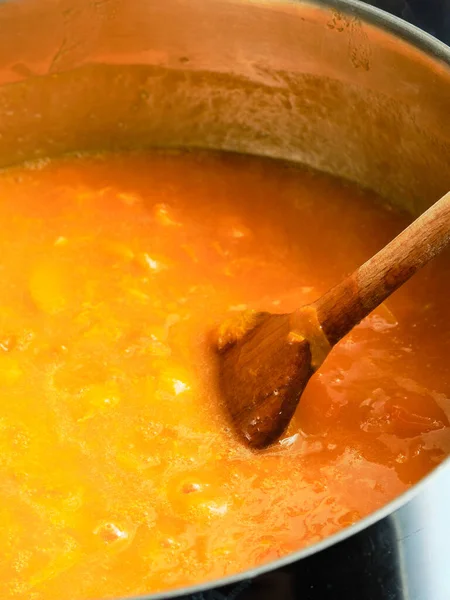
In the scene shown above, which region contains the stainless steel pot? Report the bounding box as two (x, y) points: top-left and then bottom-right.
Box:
(1, 1), (449, 599)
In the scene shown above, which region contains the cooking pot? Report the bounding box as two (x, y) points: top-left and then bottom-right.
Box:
(1, 0), (449, 599)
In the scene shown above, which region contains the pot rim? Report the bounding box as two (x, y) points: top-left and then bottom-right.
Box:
(106, 1), (450, 598)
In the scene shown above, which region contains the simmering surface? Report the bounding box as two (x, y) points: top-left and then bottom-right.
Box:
(1, 151), (449, 600)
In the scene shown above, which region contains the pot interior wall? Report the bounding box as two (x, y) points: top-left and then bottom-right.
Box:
(0, 0), (449, 216)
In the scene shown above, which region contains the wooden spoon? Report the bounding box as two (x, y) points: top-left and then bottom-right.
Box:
(215, 191), (450, 449)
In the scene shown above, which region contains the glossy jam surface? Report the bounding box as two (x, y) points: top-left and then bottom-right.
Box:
(1, 152), (449, 600)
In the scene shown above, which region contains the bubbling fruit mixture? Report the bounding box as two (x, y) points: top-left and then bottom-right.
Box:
(1, 151), (450, 600)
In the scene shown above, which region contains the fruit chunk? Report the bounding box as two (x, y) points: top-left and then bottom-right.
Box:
(29, 259), (70, 314)
(77, 381), (120, 422)
(0, 355), (22, 384)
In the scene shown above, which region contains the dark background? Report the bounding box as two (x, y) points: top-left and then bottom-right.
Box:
(360, 0), (450, 43)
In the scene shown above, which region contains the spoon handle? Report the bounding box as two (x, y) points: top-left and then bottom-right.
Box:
(314, 191), (450, 346)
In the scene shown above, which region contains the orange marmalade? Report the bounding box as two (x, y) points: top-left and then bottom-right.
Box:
(1, 151), (449, 599)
